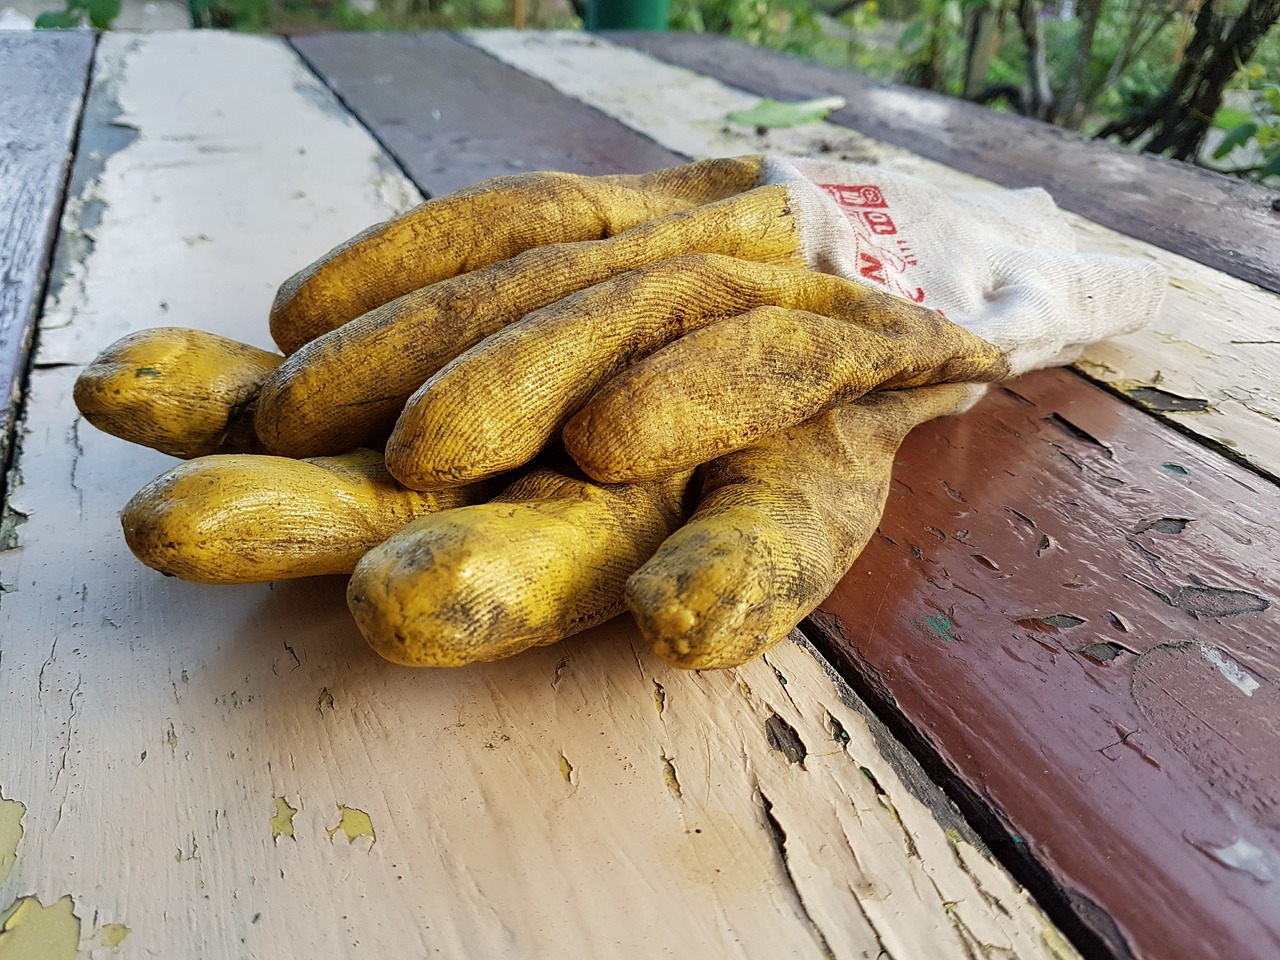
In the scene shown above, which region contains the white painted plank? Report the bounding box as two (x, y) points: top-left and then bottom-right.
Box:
(0, 30), (1073, 960)
(467, 30), (1280, 479)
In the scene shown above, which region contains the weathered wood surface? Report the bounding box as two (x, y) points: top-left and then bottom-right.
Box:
(291, 31), (684, 193)
(469, 30), (1280, 482)
(458, 31), (1280, 959)
(810, 367), (1280, 960)
(611, 30), (1280, 298)
(0, 32), (94, 494)
(0, 31), (1072, 959)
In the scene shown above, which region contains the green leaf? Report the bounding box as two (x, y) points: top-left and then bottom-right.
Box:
(87, 0), (120, 27)
(899, 19), (926, 50)
(726, 96), (847, 129)
(1212, 122), (1258, 160)
(34, 9), (82, 26)
(1212, 106), (1253, 130)
(1256, 153), (1280, 180)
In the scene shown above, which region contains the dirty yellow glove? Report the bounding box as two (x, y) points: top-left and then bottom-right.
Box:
(339, 384), (975, 670)
(120, 449), (487, 583)
(387, 253), (1007, 489)
(74, 156), (815, 460)
(628, 383), (982, 669)
(347, 466), (690, 667)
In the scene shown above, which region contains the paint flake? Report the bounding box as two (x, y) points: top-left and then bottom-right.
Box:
(327, 806), (375, 845)
(0, 896), (80, 960)
(1200, 838), (1277, 882)
(270, 797), (298, 841)
(101, 923), (131, 948)
(0, 796), (24, 887)
(1200, 646), (1261, 696)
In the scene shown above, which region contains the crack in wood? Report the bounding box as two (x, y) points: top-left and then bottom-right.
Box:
(755, 784), (838, 959)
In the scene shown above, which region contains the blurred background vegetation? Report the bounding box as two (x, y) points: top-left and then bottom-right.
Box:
(35, 0), (1280, 185)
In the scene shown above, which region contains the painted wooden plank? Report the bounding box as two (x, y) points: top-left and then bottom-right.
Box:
(0, 32), (93, 493)
(0, 31), (1073, 959)
(291, 31), (684, 194)
(808, 366), (1280, 960)
(466, 30), (1280, 485)
(611, 30), (1280, 297)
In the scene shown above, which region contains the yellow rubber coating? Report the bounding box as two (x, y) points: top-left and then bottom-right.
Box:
(386, 255), (859, 488)
(348, 469), (689, 667)
(121, 449), (480, 583)
(256, 186), (803, 462)
(565, 297), (1009, 483)
(73, 327), (282, 459)
(626, 384), (977, 670)
(269, 157), (766, 354)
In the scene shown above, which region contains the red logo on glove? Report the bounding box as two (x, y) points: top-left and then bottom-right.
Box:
(817, 182), (927, 307)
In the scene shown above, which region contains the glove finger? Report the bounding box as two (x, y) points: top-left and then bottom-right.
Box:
(347, 469), (689, 667)
(256, 186), (803, 461)
(122, 449), (482, 583)
(566, 300), (1008, 483)
(384, 254), (882, 489)
(73, 327), (282, 459)
(269, 157), (767, 355)
(626, 383), (981, 669)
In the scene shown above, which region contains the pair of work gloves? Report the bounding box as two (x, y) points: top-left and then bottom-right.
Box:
(75, 155), (1166, 670)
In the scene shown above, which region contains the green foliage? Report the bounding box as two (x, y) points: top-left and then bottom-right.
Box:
(1210, 76), (1280, 183)
(191, 0), (576, 32)
(671, 0), (824, 55)
(35, 0), (119, 28)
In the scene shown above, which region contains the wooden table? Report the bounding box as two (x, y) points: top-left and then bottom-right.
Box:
(2, 28), (1277, 960)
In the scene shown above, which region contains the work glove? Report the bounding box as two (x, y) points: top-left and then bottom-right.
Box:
(75, 156), (806, 460)
(347, 383), (981, 669)
(74, 156), (1165, 673)
(342, 159), (1167, 669)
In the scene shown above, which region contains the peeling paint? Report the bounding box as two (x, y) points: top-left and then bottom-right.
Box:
(916, 613), (956, 643)
(1018, 614), (1086, 630)
(653, 680), (665, 715)
(1123, 385), (1212, 414)
(558, 754), (574, 784)
(1080, 642), (1122, 662)
(1200, 646), (1261, 696)
(100, 923), (130, 948)
(0, 896), (80, 960)
(327, 806), (375, 845)
(1198, 837), (1277, 882)
(0, 505), (28, 553)
(661, 756), (682, 800)
(270, 797), (298, 841)
(0, 795), (23, 886)
(1136, 516), (1192, 535)
(764, 714), (807, 766)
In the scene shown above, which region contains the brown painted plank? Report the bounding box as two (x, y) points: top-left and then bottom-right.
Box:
(805, 366), (1280, 960)
(0, 32), (94, 485)
(611, 32), (1280, 297)
(289, 31), (685, 195)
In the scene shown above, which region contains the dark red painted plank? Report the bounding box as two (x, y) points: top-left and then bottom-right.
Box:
(611, 31), (1280, 297)
(807, 366), (1280, 960)
(290, 31), (685, 196)
(0, 32), (94, 483)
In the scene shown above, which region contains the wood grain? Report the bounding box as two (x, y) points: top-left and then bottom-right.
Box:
(809, 366), (1280, 960)
(611, 30), (1280, 297)
(0, 32), (93, 494)
(0, 31), (1072, 959)
(290, 31), (685, 195)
